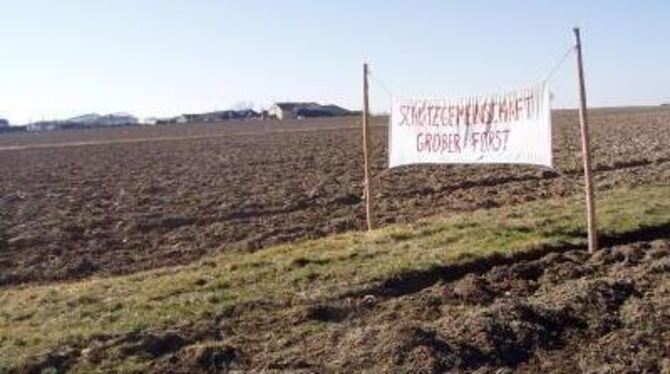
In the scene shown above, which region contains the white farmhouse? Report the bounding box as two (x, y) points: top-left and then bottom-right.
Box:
(27, 122), (61, 132)
(268, 102), (320, 120)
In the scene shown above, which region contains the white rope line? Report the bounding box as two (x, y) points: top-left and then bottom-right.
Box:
(367, 69), (396, 98)
(368, 44), (577, 97)
(544, 45), (576, 82)
(541, 44), (581, 190)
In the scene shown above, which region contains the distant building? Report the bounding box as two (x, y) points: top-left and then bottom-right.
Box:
(146, 116), (186, 125)
(143, 117), (160, 125)
(296, 104), (352, 118)
(174, 115), (189, 124)
(268, 102), (320, 120)
(25, 113), (139, 132)
(142, 110), (262, 126)
(27, 121), (61, 132)
(177, 110), (260, 124)
(231, 109), (260, 120)
(0, 119), (10, 133)
(67, 113), (138, 127)
(268, 102), (352, 120)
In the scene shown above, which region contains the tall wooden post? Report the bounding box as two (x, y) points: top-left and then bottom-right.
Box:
(362, 63), (375, 231)
(573, 27), (598, 253)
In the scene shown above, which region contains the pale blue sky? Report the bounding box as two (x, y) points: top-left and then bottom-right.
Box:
(1, 0), (668, 124)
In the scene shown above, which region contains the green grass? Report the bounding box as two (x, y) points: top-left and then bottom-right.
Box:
(1, 184), (669, 371)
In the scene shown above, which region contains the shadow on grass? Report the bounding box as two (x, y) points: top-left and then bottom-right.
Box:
(353, 221), (670, 299)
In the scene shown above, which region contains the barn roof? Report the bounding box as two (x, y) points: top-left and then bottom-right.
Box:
(274, 102), (318, 111)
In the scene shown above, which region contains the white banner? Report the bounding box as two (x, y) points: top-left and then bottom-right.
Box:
(389, 81), (552, 168)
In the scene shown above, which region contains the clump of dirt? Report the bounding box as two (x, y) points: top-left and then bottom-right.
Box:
(65, 257), (99, 278)
(537, 278), (636, 336)
(377, 323), (471, 372)
(119, 331), (191, 358)
(329, 322), (480, 372)
(19, 348), (80, 374)
(293, 303), (353, 323)
(153, 342), (241, 374)
(574, 330), (670, 373)
(331, 192), (362, 206)
(447, 301), (566, 367)
(539, 250), (595, 284)
(446, 273), (495, 305)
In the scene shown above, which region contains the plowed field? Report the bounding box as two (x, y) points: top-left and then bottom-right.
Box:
(1, 107), (669, 285)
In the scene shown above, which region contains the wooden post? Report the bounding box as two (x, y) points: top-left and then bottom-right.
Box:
(362, 63), (375, 231)
(573, 27), (598, 253)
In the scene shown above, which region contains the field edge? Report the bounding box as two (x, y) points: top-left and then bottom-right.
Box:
(1, 183), (669, 371)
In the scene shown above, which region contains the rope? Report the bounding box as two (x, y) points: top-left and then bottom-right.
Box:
(541, 43), (581, 193)
(367, 69), (396, 98)
(544, 45), (576, 82)
(368, 45), (576, 98)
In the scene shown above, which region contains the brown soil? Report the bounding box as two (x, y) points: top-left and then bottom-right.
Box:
(23, 238), (669, 373)
(1, 108), (670, 286)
